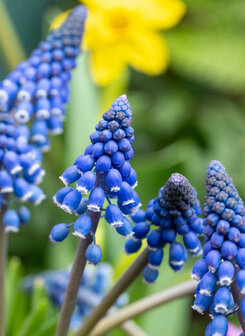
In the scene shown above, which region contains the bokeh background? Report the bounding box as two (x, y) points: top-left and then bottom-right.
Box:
(1, 0), (245, 335)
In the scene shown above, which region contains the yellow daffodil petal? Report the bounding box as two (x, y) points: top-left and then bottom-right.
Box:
(136, 0), (186, 30)
(90, 46), (126, 86)
(125, 32), (169, 75)
(50, 10), (71, 30)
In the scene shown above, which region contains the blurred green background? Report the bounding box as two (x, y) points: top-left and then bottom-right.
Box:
(1, 0), (245, 335)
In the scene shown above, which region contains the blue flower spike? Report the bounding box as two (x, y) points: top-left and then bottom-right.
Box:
(125, 173), (204, 283)
(50, 95), (141, 265)
(0, 6), (87, 231)
(192, 160), (245, 335)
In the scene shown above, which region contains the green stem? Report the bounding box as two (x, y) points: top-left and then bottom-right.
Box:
(0, 204), (7, 336)
(75, 247), (150, 336)
(89, 280), (196, 336)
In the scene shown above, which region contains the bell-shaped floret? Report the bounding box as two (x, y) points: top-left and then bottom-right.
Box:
(147, 229), (162, 250)
(74, 197), (88, 216)
(105, 204), (123, 228)
(73, 215), (92, 239)
(218, 261), (234, 286)
(221, 241), (238, 260)
(85, 244), (102, 266)
(198, 271), (217, 296)
(3, 209), (20, 232)
(206, 250), (221, 273)
(205, 315), (228, 336)
(192, 293), (213, 314)
(192, 259), (208, 282)
(61, 189), (82, 214)
(53, 186), (73, 207)
(237, 270), (245, 294)
(0, 170), (13, 193)
(169, 242), (187, 271)
(116, 216), (133, 238)
(117, 182), (134, 206)
(142, 266), (159, 284)
(49, 223), (70, 243)
(213, 287), (231, 314)
(14, 178), (32, 201)
(96, 155), (111, 173)
(77, 155), (94, 174)
(76, 171), (96, 194)
(60, 165), (80, 186)
(87, 187), (105, 212)
(183, 231), (202, 256)
(18, 206), (31, 224)
(105, 168), (122, 192)
(148, 249), (164, 269)
(3, 151), (22, 174)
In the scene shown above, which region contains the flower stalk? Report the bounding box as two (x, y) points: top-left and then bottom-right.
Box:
(75, 247), (150, 336)
(88, 279), (196, 336)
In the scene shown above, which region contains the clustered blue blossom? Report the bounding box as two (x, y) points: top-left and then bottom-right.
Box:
(0, 5), (87, 151)
(0, 6), (87, 231)
(125, 173), (204, 284)
(50, 95), (141, 266)
(192, 160), (245, 336)
(22, 263), (128, 331)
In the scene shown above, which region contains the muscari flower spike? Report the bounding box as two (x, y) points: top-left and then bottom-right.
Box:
(22, 263), (128, 331)
(0, 5), (87, 152)
(125, 173), (204, 284)
(50, 95), (141, 266)
(0, 6), (87, 231)
(192, 160), (245, 336)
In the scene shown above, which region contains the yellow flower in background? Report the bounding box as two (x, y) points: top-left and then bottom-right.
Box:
(84, 0), (186, 86)
(52, 0), (186, 86)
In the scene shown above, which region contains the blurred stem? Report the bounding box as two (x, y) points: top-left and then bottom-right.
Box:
(0, 1), (25, 69)
(0, 204), (7, 336)
(75, 247), (150, 336)
(231, 265), (245, 333)
(55, 176), (102, 336)
(121, 321), (148, 336)
(89, 280), (196, 336)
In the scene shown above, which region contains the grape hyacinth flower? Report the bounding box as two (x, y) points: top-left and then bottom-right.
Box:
(50, 95), (140, 266)
(0, 5), (87, 152)
(125, 173), (204, 284)
(0, 113), (45, 232)
(192, 161), (245, 336)
(22, 263), (128, 331)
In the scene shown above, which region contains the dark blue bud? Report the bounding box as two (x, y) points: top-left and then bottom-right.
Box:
(85, 244), (102, 266)
(76, 171), (96, 194)
(77, 155), (95, 173)
(61, 189), (82, 214)
(222, 208), (235, 221)
(49, 223), (70, 243)
(147, 229), (162, 250)
(99, 130), (112, 142)
(216, 220), (230, 234)
(162, 229), (176, 243)
(204, 225), (215, 238)
(111, 151), (125, 168)
(124, 148), (134, 160)
(118, 138), (131, 152)
(90, 131), (101, 144)
(133, 222), (150, 239)
(96, 155), (111, 173)
(113, 129), (125, 141)
(3, 209), (20, 232)
(221, 241), (238, 260)
(87, 187), (105, 212)
(91, 142), (104, 158)
(60, 165), (81, 186)
(206, 250), (221, 273)
(148, 249), (163, 269)
(18, 206), (31, 224)
(116, 216), (133, 238)
(213, 287), (231, 314)
(142, 266), (158, 284)
(105, 168), (122, 192)
(218, 261), (234, 286)
(189, 218), (204, 235)
(228, 227), (241, 243)
(104, 140), (118, 155)
(210, 232), (224, 249)
(105, 204), (123, 227)
(73, 215), (92, 239)
(119, 161), (131, 178)
(124, 238), (142, 254)
(131, 209), (146, 223)
(232, 215), (244, 228)
(237, 248), (245, 269)
(192, 259), (208, 281)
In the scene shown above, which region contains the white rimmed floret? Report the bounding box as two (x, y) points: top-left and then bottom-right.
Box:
(5, 226), (19, 233)
(0, 187), (14, 193)
(199, 289), (212, 297)
(110, 220), (123, 228)
(122, 199), (135, 206)
(34, 194), (46, 206)
(169, 260), (184, 266)
(131, 181), (138, 189)
(35, 89), (47, 99)
(76, 185), (89, 194)
(20, 191), (33, 202)
(15, 110), (30, 123)
(110, 186), (120, 192)
(214, 304), (228, 314)
(60, 204), (73, 214)
(53, 195), (62, 207)
(72, 231), (86, 239)
(40, 144), (51, 153)
(49, 128), (63, 135)
(32, 134), (46, 143)
(10, 165), (22, 175)
(148, 263), (160, 270)
(218, 277), (233, 286)
(28, 163), (40, 175)
(87, 204), (101, 212)
(0, 89), (8, 102)
(36, 109), (50, 119)
(17, 91), (31, 101)
(192, 304), (204, 314)
(191, 273), (201, 282)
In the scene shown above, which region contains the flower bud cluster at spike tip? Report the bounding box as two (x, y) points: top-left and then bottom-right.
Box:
(125, 173), (204, 284)
(22, 263), (128, 331)
(0, 6), (87, 152)
(192, 160), (245, 336)
(50, 95), (141, 265)
(0, 113), (45, 232)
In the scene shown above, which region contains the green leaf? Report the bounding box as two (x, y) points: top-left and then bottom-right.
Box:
(18, 299), (48, 336)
